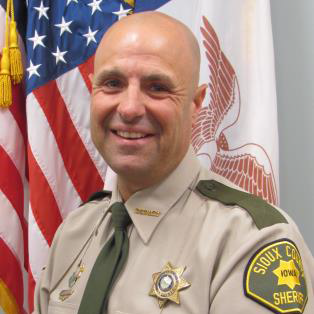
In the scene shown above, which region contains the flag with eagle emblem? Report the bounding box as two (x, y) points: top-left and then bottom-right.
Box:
(0, 0), (278, 312)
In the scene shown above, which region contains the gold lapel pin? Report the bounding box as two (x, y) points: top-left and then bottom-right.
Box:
(149, 262), (191, 308)
(134, 208), (161, 217)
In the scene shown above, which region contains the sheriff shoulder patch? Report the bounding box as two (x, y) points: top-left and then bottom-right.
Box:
(244, 239), (308, 313)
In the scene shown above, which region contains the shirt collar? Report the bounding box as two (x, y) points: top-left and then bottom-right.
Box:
(110, 146), (201, 244)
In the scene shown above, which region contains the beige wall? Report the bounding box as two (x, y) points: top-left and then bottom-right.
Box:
(271, 0), (314, 253)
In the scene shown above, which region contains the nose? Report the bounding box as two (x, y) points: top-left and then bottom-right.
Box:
(117, 83), (145, 123)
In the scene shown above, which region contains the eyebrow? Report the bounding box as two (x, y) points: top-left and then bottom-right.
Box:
(142, 73), (176, 89)
(94, 69), (124, 85)
(94, 68), (176, 89)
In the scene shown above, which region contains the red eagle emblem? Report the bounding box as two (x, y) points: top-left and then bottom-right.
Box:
(192, 16), (278, 205)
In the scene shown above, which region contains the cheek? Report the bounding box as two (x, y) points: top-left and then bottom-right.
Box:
(90, 96), (111, 147)
(156, 107), (187, 150)
(175, 105), (194, 144)
(90, 93), (112, 126)
(152, 106), (177, 137)
(89, 104), (102, 144)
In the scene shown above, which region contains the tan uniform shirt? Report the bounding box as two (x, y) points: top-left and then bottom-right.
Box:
(34, 147), (314, 314)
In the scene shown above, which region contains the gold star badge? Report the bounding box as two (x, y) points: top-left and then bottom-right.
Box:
(149, 262), (191, 309)
(273, 259), (301, 289)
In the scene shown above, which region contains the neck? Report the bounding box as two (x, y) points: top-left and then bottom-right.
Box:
(116, 149), (191, 200)
(117, 176), (159, 201)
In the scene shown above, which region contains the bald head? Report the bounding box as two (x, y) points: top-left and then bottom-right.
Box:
(90, 11), (207, 198)
(94, 11), (201, 90)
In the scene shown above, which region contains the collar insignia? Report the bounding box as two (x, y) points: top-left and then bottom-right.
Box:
(149, 262), (191, 308)
(134, 208), (161, 217)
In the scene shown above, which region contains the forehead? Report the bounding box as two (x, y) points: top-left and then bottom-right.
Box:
(94, 21), (193, 76)
(94, 42), (187, 88)
(96, 37), (179, 68)
(94, 52), (177, 79)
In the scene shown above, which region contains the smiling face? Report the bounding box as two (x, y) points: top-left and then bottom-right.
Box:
(90, 12), (206, 199)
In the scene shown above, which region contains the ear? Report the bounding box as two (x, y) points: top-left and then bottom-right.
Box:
(193, 84), (207, 111)
(192, 83), (207, 122)
(88, 73), (94, 85)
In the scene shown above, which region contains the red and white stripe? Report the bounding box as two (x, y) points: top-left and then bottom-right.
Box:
(0, 4), (28, 313)
(26, 55), (107, 311)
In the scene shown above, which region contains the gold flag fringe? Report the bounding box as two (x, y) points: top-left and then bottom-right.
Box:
(0, 47), (12, 107)
(0, 0), (24, 108)
(9, 21), (23, 84)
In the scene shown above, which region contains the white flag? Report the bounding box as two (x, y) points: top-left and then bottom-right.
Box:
(159, 0), (279, 205)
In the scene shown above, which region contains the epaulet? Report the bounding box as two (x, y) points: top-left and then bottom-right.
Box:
(196, 180), (287, 230)
(80, 190), (112, 207)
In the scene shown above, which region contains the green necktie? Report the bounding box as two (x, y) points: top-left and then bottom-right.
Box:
(78, 202), (132, 314)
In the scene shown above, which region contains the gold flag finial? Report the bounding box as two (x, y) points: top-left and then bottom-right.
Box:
(124, 0), (135, 8)
(123, 0), (135, 15)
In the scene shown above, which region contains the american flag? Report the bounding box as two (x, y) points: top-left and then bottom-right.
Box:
(0, 0), (279, 313)
(26, 0), (171, 312)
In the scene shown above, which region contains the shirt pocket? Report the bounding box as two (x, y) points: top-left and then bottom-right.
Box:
(48, 300), (78, 314)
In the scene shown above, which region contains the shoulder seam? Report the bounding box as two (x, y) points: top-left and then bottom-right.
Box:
(80, 190), (112, 207)
(196, 180), (287, 230)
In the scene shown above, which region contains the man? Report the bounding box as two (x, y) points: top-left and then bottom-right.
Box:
(34, 12), (314, 314)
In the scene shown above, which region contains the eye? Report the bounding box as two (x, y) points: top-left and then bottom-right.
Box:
(104, 79), (123, 89)
(149, 83), (169, 93)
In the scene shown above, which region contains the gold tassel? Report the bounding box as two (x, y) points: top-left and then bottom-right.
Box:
(9, 20), (23, 84)
(0, 0), (12, 107)
(0, 47), (12, 108)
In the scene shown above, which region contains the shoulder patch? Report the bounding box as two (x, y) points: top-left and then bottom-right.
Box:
(80, 190), (112, 207)
(196, 180), (287, 229)
(244, 239), (308, 313)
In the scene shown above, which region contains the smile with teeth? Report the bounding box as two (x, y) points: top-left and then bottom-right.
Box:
(115, 130), (149, 139)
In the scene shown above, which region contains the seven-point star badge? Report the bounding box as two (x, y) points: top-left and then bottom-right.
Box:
(149, 262), (191, 308)
(273, 259), (301, 290)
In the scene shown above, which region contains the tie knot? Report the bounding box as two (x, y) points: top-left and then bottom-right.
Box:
(110, 202), (132, 229)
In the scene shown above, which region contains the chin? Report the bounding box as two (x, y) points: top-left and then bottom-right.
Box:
(109, 160), (151, 178)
